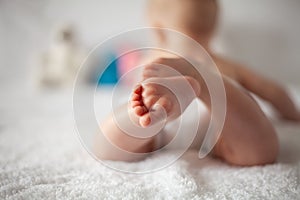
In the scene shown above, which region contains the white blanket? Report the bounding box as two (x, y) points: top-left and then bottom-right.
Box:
(1, 87), (300, 199)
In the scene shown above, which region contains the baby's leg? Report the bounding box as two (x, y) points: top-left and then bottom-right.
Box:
(94, 76), (200, 161)
(131, 76), (200, 127)
(144, 58), (279, 166)
(211, 83), (279, 166)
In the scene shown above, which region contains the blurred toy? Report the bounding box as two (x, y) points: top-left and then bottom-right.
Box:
(117, 45), (140, 85)
(98, 52), (119, 85)
(95, 45), (140, 86)
(38, 24), (85, 88)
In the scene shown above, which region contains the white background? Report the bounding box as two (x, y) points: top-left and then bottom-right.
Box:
(1, 0), (299, 87)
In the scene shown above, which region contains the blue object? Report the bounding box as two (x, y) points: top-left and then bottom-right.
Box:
(98, 53), (119, 85)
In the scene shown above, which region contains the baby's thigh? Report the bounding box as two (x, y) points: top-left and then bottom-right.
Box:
(158, 99), (210, 150)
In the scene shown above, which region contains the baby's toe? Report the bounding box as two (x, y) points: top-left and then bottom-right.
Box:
(131, 86), (143, 108)
(131, 93), (140, 101)
(139, 113), (151, 127)
(131, 100), (143, 107)
(133, 85), (142, 94)
(134, 106), (147, 116)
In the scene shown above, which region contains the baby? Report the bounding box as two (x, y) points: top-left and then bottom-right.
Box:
(145, 0), (300, 122)
(94, 0), (300, 165)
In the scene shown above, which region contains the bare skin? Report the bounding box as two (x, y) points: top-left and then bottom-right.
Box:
(96, 58), (279, 165)
(94, 0), (298, 165)
(95, 76), (200, 161)
(212, 55), (300, 121)
(138, 58), (279, 166)
(131, 76), (200, 127)
(146, 0), (300, 122)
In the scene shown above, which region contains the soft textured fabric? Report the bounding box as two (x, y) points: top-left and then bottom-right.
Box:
(1, 88), (300, 200)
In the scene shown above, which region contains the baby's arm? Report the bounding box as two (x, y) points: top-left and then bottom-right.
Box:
(236, 66), (300, 121)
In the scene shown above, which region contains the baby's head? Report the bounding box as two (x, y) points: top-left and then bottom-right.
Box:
(146, 0), (218, 47)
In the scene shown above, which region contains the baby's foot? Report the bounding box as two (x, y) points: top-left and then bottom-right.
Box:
(131, 76), (200, 127)
(142, 58), (199, 81)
